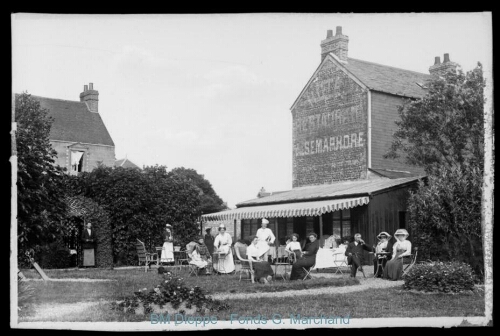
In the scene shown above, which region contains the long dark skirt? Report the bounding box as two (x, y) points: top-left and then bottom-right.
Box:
(253, 261), (274, 280)
(383, 257), (403, 280)
(290, 256), (315, 280)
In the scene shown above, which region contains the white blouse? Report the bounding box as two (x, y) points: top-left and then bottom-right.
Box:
(392, 240), (412, 259)
(214, 233), (232, 251)
(285, 241), (302, 252)
(247, 243), (262, 260)
(375, 240), (389, 254)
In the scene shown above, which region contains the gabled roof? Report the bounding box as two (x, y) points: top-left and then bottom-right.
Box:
(344, 57), (431, 99)
(236, 176), (423, 207)
(30, 95), (115, 146)
(291, 54), (431, 111)
(115, 158), (141, 169)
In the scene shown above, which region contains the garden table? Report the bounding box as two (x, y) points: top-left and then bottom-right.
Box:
(374, 252), (391, 277)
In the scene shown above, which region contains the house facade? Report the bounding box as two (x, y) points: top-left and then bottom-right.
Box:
(33, 83), (116, 175)
(203, 27), (457, 253)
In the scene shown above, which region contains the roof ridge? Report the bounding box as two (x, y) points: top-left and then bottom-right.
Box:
(346, 57), (431, 77)
(30, 94), (84, 104)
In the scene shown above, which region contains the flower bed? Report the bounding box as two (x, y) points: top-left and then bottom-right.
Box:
(110, 272), (230, 316)
(402, 261), (475, 294)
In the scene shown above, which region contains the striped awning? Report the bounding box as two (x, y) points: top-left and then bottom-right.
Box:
(202, 196), (369, 222)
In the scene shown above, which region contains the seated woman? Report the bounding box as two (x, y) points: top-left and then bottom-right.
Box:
(247, 235), (275, 284)
(373, 231), (392, 278)
(290, 233), (320, 281)
(195, 236), (212, 275)
(285, 233), (303, 260)
(383, 229), (412, 281)
(187, 238), (209, 275)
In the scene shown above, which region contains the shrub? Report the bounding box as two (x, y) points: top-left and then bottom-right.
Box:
(110, 272), (230, 316)
(402, 261), (475, 293)
(37, 240), (71, 269)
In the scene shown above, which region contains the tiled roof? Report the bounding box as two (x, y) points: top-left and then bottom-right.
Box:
(30, 95), (115, 146)
(236, 176), (424, 207)
(115, 158), (141, 169)
(344, 57), (431, 98)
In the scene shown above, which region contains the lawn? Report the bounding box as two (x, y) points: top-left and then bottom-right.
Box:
(18, 266), (485, 322)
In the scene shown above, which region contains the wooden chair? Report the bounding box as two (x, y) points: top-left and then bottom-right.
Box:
(402, 247), (418, 276)
(136, 239), (158, 272)
(234, 245), (255, 283)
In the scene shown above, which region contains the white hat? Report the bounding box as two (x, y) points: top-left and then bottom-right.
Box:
(394, 229), (409, 237)
(262, 218), (269, 224)
(377, 231), (391, 240)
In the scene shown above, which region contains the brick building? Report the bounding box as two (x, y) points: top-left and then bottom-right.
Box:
(30, 83), (116, 174)
(203, 27), (457, 252)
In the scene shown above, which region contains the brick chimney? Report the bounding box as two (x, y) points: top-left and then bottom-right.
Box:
(257, 187), (271, 198)
(429, 53), (458, 77)
(320, 26), (349, 63)
(79, 82), (99, 113)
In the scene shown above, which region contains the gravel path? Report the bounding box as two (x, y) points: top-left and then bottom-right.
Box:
(211, 274), (404, 300)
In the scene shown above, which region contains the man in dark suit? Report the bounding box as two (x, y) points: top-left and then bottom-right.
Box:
(345, 233), (372, 278)
(82, 222), (96, 267)
(204, 228), (215, 256)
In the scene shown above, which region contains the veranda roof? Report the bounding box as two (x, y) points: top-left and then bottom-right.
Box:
(202, 196), (369, 221)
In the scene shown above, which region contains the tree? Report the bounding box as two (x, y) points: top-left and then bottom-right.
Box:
(15, 93), (68, 256)
(385, 63), (485, 175)
(67, 165), (202, 265)
(386, 64), (486, 277)
(407, 166), (483, 275)
(170, 167), (228, 214)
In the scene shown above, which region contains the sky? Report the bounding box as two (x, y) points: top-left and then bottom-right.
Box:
(12, 13), (492, 209)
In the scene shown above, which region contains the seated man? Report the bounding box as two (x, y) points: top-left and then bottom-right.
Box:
(345, 233), (372, 278)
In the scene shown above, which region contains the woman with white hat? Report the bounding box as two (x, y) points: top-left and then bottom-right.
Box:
(213, 224), (235, 274)
(383, 229), (412, 280)
(255, 218), (276, 262)
(160, 224), (174, 264)
(373, 231), (392, 278)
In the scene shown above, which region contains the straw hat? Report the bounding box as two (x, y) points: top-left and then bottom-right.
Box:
(377, 231), (391, 240)
(166, 224), (172, 228)
(394, 229), (409, 237)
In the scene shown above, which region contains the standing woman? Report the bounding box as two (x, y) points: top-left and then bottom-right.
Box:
(255, 218), (276, 261)
(383, 229), (412, 281)
(160, 224), (174, 264)
(81, 222), (96, 267)
(290, 233), (320, 280)
(213, 224), (235, 274)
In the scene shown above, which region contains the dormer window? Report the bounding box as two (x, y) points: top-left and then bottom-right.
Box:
(71, 151), (85, 174)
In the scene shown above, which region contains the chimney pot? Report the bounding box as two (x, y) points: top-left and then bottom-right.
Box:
(443, 53), (450, 63)
(89, 83), (93, 90)
(326, 29), (333, 38)
(336, 26), (342, 35)
(84, 85), (88, 92)
(434, 56), (441, 65)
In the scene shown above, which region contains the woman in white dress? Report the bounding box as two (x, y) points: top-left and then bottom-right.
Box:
(160, 224), (174, 264)
(255, 218), (276, 261)
(213, 224), (235, 274)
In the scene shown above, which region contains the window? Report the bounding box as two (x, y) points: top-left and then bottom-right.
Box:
(332, 209), (351, 240)
(71, 151), (85, 174)
(399, 211), (407, 229)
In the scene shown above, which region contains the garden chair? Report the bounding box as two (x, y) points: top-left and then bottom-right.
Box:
(332, 249), (349, 275)
(402, 247), (418, 276)
(274, 251), (296, 281)
(136, 239), (158, 272)
(234, 245), (255, 283)
(302, 260), (315, 280)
